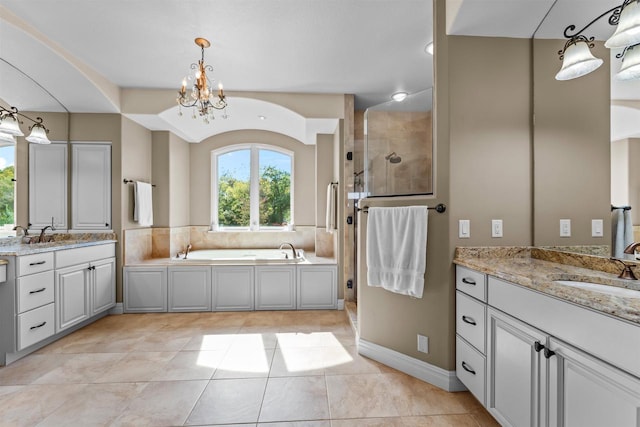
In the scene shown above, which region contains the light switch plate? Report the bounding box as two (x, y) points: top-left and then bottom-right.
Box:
(560, 219), (571, 237)
(592, 219), (604, 237)
(491, 219), (503, 238)
(459, 220), (470, 238)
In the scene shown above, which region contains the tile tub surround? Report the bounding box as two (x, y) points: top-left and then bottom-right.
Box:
(0, 310), (497, 426)
(454, 247), (640, 324)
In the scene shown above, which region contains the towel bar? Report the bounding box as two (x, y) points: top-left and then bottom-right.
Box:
(611, 205), (631, 211)
(123, 179), (156, 188)
(358, 203), (446, 214)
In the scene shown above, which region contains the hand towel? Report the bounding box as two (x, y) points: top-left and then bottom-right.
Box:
(133, 181), (153, 227)
(624, 208), (634, 251)
(366, 206), (428, 298)
(612, 208), (634, 258)
(326, 183), (337, 233)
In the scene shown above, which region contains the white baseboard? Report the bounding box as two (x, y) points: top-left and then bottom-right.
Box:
(109, 303), (124, 315)
(358, 338), (467, 392)
(337, 299), (345, 310)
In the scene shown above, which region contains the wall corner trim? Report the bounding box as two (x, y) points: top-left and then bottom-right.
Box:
(358, 339), (466, 392)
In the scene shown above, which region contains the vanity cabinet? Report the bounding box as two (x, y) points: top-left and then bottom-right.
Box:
(456, 266), (640, 427)
(123, 266), (168, 312)
(255, 265), (296, 310)
(168, 266), (211, 312)
(71, 143), (111, 230)
(29, 143), (67, 230)
(212, 266), (254, 311)
(296, 265), (337, 310)
(55, 244), (115, 332)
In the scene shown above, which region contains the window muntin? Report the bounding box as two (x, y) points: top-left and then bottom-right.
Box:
(212, 144), (293, 231)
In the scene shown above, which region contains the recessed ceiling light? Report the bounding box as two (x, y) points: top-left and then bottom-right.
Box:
(425, 42), (434, 55)
(258, 115), (266, 120)
(391, 92), (408, 102)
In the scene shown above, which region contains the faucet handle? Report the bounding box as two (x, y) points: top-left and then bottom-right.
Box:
(610, 258), (638, 280)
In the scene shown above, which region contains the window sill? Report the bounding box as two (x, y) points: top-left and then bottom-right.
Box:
(208, 229), (296, 233)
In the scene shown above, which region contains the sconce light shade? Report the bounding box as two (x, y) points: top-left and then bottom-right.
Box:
(0, 114), (24, 137)
(555, 40), (604, 80)
(617, 45), (640, 80)
(605, 0), (640, 49)
(0, 132), (16, 147)
(25, 124), (51, 144)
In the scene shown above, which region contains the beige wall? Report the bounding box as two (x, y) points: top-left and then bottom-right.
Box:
(189, 130), (316, 227)
(121, 117), (152, 230)
(169, 134), (190, 227)
(533, 39), (611, 246)
(151, 132), (170, 227)
(316, 134), (335, 227)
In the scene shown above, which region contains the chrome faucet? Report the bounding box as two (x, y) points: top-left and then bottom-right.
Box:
(12, 225), (28, 236)
(279, 242), (298, 259)
(38, 225), (54, 243)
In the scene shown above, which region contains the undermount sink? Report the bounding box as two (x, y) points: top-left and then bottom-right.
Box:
(553, 280), (640, 299)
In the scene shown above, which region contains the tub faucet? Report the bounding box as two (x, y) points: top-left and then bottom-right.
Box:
(12, 225), (28, 236)
(38, 225), (54, 243)
(279, 242), (298, 259)
(183, 244), (192, 259)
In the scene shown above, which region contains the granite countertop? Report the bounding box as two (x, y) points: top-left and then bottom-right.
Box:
(454, 247), (640, 325)
(0, 239), (117, 256)
(126, 252), (337, 267)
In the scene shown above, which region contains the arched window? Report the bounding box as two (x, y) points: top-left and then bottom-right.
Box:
(211, 144), (293, 231)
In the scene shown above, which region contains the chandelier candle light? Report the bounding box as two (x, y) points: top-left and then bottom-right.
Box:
(556, 0), (640, 81)
(177, 37), (228, 123)
(0, 106), (51, 146)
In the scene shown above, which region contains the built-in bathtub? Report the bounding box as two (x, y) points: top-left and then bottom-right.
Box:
(173, 248), (306, 263)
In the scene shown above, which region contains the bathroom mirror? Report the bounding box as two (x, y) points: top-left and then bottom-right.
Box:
(364, 88), (433, 197)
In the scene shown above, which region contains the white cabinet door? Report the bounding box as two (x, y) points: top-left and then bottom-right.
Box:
(212, 266), (254, 311)
(487, 307), (547, 427)
(168, 266), (212, 312)
(71, 144), (111, 230)
(255, 266), (296, 310)
(297, 265), (337, 309)
(123, 266), (167, 312)
(91, 257), (115, 314)
(29, 143), (67, 230)
(55, 264), (90, 332)
(547, 337), (640, 427)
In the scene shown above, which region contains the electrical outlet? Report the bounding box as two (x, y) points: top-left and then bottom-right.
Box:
(417, 334), (429, 353)
(491, 219), (503, 238)
(592, 219), (604, 237)
(560, 219), (571, 237)
(459, 220), (470, 239)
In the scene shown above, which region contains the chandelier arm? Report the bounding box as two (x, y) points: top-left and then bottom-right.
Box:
(563, 3), (626, 39)
(558, 35), (596, 59)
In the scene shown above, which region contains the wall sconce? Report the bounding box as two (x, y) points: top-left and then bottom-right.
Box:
(557, 0), (640, 81)
(0, 106), (51, 145)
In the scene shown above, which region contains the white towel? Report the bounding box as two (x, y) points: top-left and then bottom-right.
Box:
(133, 181), (153, 227)
(326, 183), (337, 233)
(612, 208), (634, 258)
(366, 206), (428, 298)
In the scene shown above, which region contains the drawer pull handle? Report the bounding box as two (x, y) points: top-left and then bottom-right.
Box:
(544, 348), (556, 359)
(29, 261), (46, 266)
(29, 288), (46, 294)
(461, 278), (476, 285)
(534, 341), (544, 353)
(462, 315), (476, 326)
(30, 321), (46, 330)
(461, 361), (476, 375)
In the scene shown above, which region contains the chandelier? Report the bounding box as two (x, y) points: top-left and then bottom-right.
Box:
(0, 106), (51, 146)
(177, 37), (228, 123)
(556, 0), (640, 81)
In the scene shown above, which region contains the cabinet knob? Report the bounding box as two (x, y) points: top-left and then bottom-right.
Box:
(544, 348), (556, 359)
(105, 223), (109, 227)
(534, 341), (544, 353)
(461, 361), (476, 375)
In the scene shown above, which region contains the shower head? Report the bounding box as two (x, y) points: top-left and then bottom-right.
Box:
(385, 152), (402, 163)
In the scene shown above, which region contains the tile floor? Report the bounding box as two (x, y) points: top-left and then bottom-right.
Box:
(0, 310), (498, 426)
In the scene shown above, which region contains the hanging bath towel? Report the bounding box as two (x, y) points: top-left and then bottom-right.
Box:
(133, 181), (154, 227)
(326, 182), (337, 233)
(366, 206), (428, 298)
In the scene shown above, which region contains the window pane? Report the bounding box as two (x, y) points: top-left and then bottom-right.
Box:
(259, 149), (291, 227)
(217, 149), (250, 227)
(0, 146), (15, 237)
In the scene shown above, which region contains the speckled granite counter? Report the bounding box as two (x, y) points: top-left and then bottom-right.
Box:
(454, 247), (640, 325)
(0, 236), (117, 256)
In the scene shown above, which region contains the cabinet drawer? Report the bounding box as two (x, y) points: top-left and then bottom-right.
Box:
(455, 266), (486, 302)
(17, 303), (55, 350)
(456, 290), (486, 354)
(56, 243), (115, 269)
(17, 270), (54, 313)
(17, 252), (54, 276)
(456, 335), (486, 406)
